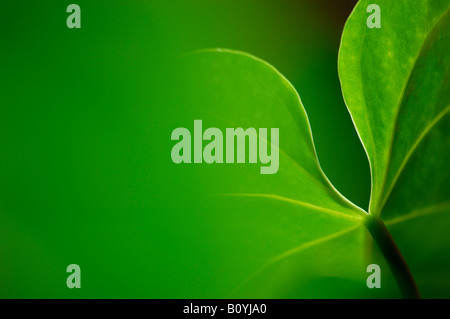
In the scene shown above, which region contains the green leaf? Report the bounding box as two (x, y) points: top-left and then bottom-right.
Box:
(339, 0), (450, 216)
(175, 49), (369, 297)
(339, 0), (450, 297)
(175, 0), (450, 298)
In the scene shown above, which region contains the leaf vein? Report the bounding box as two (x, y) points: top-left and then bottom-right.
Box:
(216, 193), (363, 222)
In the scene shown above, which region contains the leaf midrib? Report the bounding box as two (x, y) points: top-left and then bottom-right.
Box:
(376, 7), (450, 216)
(239, 200), (449, 292)
(218, 193), (363, 222)
(233, 224), (362, 295)
(378, 104), (450, 213)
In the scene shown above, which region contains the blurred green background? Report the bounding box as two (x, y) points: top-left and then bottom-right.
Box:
(0, 0), (373, 298)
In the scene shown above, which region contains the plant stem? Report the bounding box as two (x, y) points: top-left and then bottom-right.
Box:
(365, 215), (420, 299)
